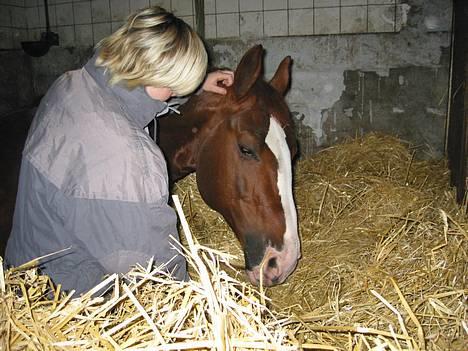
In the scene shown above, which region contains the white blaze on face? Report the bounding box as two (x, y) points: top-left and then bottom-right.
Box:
(264, 117), (300, 261)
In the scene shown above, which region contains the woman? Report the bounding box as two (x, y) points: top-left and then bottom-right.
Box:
(5, 6), (233, 295)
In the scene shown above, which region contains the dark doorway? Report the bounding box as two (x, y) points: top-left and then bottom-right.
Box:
(446, 0), (468, 205)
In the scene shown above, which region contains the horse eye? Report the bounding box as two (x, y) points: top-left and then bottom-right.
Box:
(238, 144), (257, 159)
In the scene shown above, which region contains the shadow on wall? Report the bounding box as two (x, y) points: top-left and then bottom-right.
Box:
(0, 109), (36, 256)
(0, 53), (35, 117)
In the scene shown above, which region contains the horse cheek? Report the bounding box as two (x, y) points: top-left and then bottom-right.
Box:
(196, 144), (230, 213)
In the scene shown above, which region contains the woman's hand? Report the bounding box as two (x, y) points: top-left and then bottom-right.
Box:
(202, 70), (234, 95)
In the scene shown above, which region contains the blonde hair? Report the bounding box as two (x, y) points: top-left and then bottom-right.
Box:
(96, 6), (208, 96)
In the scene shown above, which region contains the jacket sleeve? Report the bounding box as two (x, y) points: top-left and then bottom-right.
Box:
(58, 191), (189, 284)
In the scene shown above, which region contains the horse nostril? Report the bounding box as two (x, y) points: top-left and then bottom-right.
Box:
(268, 257), (277, 268)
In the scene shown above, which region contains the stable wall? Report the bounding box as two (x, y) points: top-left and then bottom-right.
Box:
(0, 0), (453, 158)
(205, 0), (452, 157)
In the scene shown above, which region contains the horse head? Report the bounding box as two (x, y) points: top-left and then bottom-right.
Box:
(159, 45), (300, 286)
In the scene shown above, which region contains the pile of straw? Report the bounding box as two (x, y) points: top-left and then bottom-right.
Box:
(175, 133), (467, 350)
(1, 133), (466, 350)
(0, 196), (315, 350)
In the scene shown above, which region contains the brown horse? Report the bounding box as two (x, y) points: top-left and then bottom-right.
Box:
(158, 45), (300, 286)
(0, 45), (300, 287)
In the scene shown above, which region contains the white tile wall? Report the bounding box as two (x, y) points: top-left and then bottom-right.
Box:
(341, 0), (368, 5)
(150, 0), (171, 9)
(24, 0), (36, 8)
(130, 0), (151, 12)
(74, 1), (92, 25)
(57, 24), (74, 46)
(216, 0), (238, 14)
(92, 0), (111, 22)
(0, 0), (403, 49)
(240, 11), (263, 38)
(26, 6), (40, 28)
(264, 0), (288, 11)
(315, 7), (340, 35)
(56, 3), (73, 26)
(288, 0), (313, 9)
(111, 20), (124, 32)
(75, 23), (93, 45)
(0, 5), (12, 27)
(204, 0), (402, 39)
(369, 5), (396, 32)
(369, 0), (397, 4)
(11, 6), (26, 28)
(315, 0), (340, 8)
(264, 10), (288, 37)
(172, 0), (193, 16)
(2, 0), (24, 5)
(38, 5), (48, 26)
(46, 4), (57, 26)
(131, 0), (150, 15)
(204, 0), (215, 14)
(216, 12), (239, 38)
(204, 14), (216, 38)
(93, 21), (111, 43)
(341, 5), (367, 33)
(110, 0), (129, 21)
(239, 0), (261, 12)
(289, 8), (313, 36)
(0, 27), (11, 49)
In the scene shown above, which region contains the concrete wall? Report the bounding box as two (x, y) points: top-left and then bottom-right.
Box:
(0, 0), (453, 159)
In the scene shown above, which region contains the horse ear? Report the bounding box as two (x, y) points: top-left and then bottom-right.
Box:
(233, 45), (264, 99)
(269, 56), (292, 96)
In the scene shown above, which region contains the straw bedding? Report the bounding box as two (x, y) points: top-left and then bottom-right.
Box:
(1, 133), (466, 350)
(0, 198), (308, 350)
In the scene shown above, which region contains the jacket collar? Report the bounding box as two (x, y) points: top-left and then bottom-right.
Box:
(84, 51), (168, 129)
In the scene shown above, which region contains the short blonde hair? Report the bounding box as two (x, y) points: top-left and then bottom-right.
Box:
(96, 6), (208, 96)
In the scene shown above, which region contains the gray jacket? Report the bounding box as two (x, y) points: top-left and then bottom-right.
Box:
(5, 54), (187, 294)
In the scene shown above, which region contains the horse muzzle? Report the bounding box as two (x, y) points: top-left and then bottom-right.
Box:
(245, 245), (299, 287)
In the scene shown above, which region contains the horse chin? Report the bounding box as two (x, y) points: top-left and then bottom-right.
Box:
(245, 246), (299, 287)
